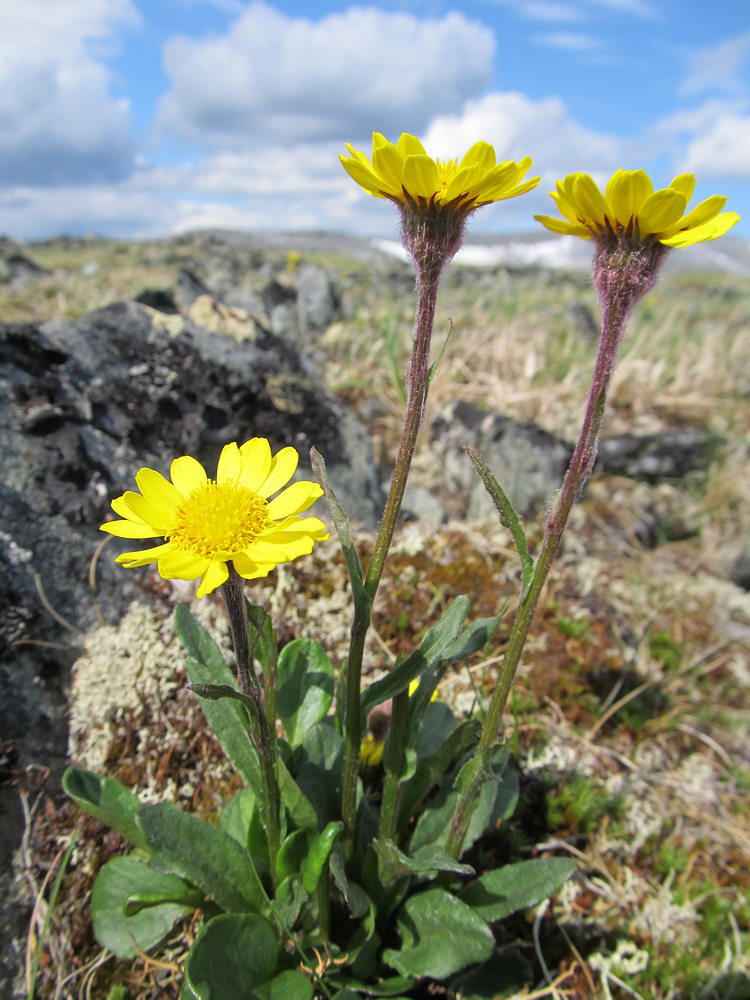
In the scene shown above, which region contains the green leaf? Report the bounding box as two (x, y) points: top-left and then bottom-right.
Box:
(220, 787), (258, 847)
(246, 602), (278, 681)
(451, 949), (533, 999)
(271, 874), (308, 927)
(458, 857), (576, 921)
(361, 597), (469, 717)
(184, 912), (278, 999)
(295, 723), (344, 828)
(398, 718), (481, 835)
(277, 638), (335, 747)
(301, 820), (343, 894)
(310, 448), (371, 622)
(383, 889), (494, 980)
(188, 682), (258, 715)
(464, 447), (533, 594)
(373, 839), (474, 887)
(329, 843), (371, 919)
(276, 829), (312, 883)
(91, 856), (195, 958)
(277, 755), (319, 831)
(62, 766), (148, 851)
(409, 747), (518, 856)
(254, 970), (313, 1000)
(175, 603), (261, 789)
(408, 614), (501, 726)
(137, 802), (269, 916)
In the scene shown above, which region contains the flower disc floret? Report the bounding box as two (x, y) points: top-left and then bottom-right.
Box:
(101, 438), (329, 597)
(340, 132), (539, 211)
(535, 169), (739, 248)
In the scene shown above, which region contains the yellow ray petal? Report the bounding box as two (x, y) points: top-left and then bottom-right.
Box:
(116, 540), (175, 568)
(396, 133), (426, 158)
(197, 559), (229, 598)
(607, 169), (654, 227)
(217, 441), (242, 483)
(661, 211), (739, 247)
(402, 154), (440, 199)
(638, 189), (688, 236)
(101, 518), (164, 539)
(134, 467), (181, 512)
(259, 446), (299, 497)
(372, 140), (405, 192)
(170, 455), (207, 495)
(266, 481), (323, 519)
(669, 173), (695, 201)
(534, 214), (590, 238)
(238, 438), (272, 493)
(661, 194), (727, 237)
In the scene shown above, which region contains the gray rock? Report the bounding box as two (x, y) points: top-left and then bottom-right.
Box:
(432, 399), (572, 519)
(297, 264), (340, 339)
(597, 429), (719, 482)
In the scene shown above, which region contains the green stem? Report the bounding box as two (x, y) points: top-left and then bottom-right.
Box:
(378, 688), (411, 843)
(223, 570), (281, 883)
(445, 287), (633, 859)
(340, 253), (442, 862)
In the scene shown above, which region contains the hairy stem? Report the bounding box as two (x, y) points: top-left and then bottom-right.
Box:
(223, 569), (281, 882)
(445, 246), (659, 859)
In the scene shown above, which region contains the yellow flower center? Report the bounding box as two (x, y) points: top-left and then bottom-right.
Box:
(436, 158), (458, 193)
(169, 480), (271, 558)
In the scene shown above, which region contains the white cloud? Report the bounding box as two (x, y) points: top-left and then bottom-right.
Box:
(158, 2), (494, 147)
(423, 91), (623, 177)
(0, 0), (140, 186)
(680, 32), (750, 97)
(680, 110), (750, 179)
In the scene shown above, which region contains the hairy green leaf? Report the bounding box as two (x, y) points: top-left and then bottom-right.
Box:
(184, 912), (278, 999)
(63, 766), (147, 851)
(383, 889), (494, 980)
(91, 856), (196, 958)
(277, 638), (335, 747)
(137, 802), (268, 916)
(459, 857), (576, 921)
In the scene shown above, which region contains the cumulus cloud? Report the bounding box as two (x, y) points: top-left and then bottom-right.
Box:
(680, 110), (750, 179)
(0, 0), (139, 187)
(423, 92), (623, 178)
(158, 2), (494, 147)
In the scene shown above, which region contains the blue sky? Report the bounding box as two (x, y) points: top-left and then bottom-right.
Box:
(2, 0), (748, 241)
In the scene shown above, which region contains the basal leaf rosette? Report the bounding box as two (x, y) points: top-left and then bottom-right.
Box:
(341, 132), (539, 274)
(101, 438), (329, 598)
(535, 169), (739, 248)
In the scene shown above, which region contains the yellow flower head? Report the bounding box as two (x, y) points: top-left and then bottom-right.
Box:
(535, 169), (739, 248)
(340, 132), (539, 212)
(101, 438), (329, 598)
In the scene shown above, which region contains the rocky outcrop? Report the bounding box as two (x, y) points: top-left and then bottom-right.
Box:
(0, 296), (382, 917)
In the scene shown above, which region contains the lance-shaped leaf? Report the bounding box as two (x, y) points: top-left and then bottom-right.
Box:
(464, 447), (533, 594)
(63, 766), (148, 851)
(174, 603), (262, 789)
(361, 597), (469, 717)
(373, 839), (474, 887)
(458, 857), (576, 921)
(137, 802), (269, 916)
